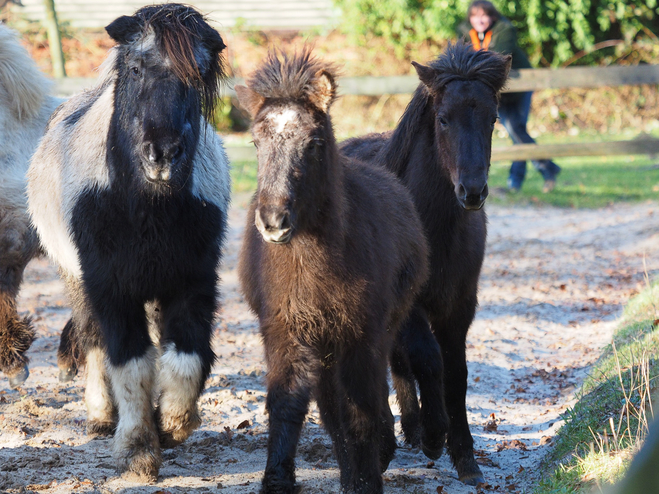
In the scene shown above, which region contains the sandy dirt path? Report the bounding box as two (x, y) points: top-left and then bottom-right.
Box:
(1, 199), (658, 494)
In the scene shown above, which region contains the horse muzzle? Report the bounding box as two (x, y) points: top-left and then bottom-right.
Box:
(456, 182), (488, 210)
(142, 163), (173, 184)
(255, 207), (293, 244)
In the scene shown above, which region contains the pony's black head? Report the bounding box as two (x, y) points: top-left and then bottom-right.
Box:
(106, 3), (226, 190)
(413, 43), (510, 210)
(235, 49), (337, 244)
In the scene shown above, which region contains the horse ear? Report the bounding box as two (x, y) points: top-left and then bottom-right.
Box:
(412, 61), (436, 90)
(105, 15), (143, 44)
(498, 54), (513, 92)
(310, 70), (336, 113)
(235, 85), (265, 118)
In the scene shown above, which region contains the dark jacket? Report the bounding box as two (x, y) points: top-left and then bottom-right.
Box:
(457, 16), (532, 70)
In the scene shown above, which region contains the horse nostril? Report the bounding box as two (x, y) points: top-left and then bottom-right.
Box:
(144, 142), (161, 163)
(279, 211), (291, 231)
(457, 183), (467, 200)
(480, 183), (489, 200)
(171, 144), (183, 162)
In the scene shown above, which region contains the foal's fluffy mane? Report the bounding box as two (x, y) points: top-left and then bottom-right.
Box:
(129, 3), (226, 119)
(247, 48), (338, 104)
(0, 25), (51, 121)
(429, 42), (510, 93)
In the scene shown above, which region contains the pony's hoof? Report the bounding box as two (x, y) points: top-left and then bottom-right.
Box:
(87, 420), (116, 437)
(116, 433), (161, 482)
(58, 365), (78, 383)
(157, 409), (201, 449)
(421, 442), (443, 461)
(458, 461), (484, 486)
(8, 364), (29, 389)
(420, 430), (445, 460)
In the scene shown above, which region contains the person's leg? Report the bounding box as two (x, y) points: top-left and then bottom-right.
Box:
(503, 92), (561, 189)
(498, 95), (527, 190)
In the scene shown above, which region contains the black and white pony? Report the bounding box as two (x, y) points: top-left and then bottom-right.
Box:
(0, 24), (62, 388)
(27, 4), (230, 480)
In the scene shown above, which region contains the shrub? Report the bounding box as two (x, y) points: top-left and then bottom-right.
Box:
(332, 0), (659, 66)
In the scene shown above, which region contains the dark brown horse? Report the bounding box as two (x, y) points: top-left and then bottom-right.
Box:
(341, 43), (511, 486)
(236, 49), (429, 494)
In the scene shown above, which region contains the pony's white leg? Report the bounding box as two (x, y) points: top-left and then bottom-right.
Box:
(85, 347), (116, 435)
(108, 346), (160, 480)
(157, 342), (204, 448)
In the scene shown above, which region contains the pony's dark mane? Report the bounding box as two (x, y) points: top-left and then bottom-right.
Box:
(135, 4), (225, 119)
(429, 42), (510, 93)
(248, 48), (338, 105)
(378, 43), (509, 175)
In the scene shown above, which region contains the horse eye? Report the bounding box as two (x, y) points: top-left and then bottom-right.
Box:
(491, 117), (498, 127)
(131, 66), (140, 77)
(438, 116), (449, 127)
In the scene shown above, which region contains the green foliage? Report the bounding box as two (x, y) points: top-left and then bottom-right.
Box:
(333, 0), (659, 66)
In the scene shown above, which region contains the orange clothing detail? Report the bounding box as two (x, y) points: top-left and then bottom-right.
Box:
(469, 28), (492, 51)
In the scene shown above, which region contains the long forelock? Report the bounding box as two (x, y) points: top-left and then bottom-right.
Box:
(430, 43), (510, 93)
(248, 48), (337, 105)
(129, 5), (225, 120)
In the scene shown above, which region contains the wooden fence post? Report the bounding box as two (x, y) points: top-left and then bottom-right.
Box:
(43, 0), (66, 78)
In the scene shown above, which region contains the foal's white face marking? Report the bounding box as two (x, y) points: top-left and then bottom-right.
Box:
(267, 108), (298, 133)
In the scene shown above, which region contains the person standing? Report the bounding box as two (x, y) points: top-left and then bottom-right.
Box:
(458, 0), (561, 192)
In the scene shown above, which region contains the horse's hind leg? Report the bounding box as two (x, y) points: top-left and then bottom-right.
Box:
(65, 279), (115, 435)
(431, 299), (483, 486)
(337, 341), (388, 494)
(57, 318), (85, 383)
(392, 307), (448, 459)
(0, 224), (38, 388)
(156, 288), (216, 448)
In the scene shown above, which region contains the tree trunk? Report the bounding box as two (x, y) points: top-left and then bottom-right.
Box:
(43, 0), (66, 78)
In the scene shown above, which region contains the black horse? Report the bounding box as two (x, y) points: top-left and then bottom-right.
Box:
(341, 43), (511, 485)
(236, 49), (429, 493)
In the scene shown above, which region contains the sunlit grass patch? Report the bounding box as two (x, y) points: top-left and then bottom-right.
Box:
(536, 279), (659, 493)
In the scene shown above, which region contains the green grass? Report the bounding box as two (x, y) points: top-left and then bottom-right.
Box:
(228, 133), (659, 207)
(535, 280), (659, 493)
(489, 154), (659, 208)
(231, 160), (258, 193)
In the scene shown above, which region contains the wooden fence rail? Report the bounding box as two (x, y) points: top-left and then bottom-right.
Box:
(54, 65), (659, 162)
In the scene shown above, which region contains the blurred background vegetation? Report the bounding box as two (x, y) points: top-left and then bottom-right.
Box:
(334, 0), (659, 67)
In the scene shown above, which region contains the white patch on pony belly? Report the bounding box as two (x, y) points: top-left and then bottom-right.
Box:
(108, 347), (158, 462)
(85, 347), (114, 423)
(158, 343), (204, 430)
(267, 108), (298, 133)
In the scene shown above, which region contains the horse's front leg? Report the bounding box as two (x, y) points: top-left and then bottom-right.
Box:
(156, 284), (217, 448)
(98, 299), (160, 481)
(431, 300), (483, 486)
(261, 328), (314, 494)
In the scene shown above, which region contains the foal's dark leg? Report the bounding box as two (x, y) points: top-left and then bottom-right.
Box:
(157, 284), (217, 448)
(57, 318), (84, 383)
(316, 364), (350, 482)
(431, 300), (483, 486)
(378, 377), (397, 472)
(337, 342), (388, 494)
(400, 307), (448, 460)
(261, 334), (314, 494)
